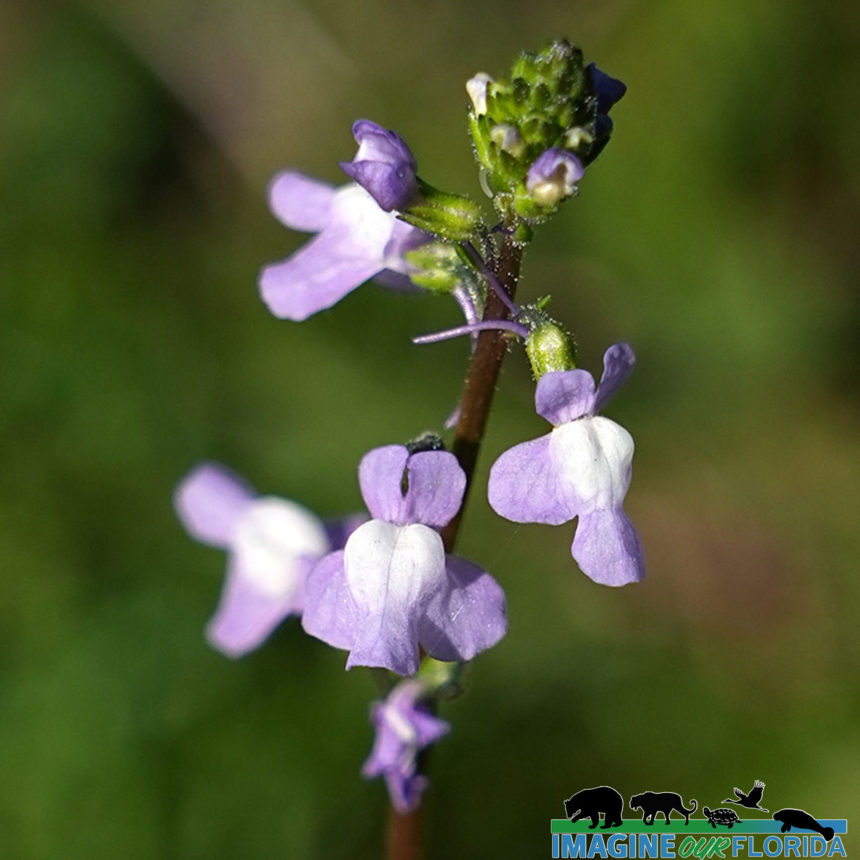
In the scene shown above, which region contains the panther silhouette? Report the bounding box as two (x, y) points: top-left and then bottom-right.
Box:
(630, 791), (697, 825)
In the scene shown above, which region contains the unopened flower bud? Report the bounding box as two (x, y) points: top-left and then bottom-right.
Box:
(490, 124), (526, 158)
(525, 148), (584, 207)
(584, 63), (627, 164)
(564, 126), (594, 151)
(466, 72), (493, 116)
(588, 63), (627, 115)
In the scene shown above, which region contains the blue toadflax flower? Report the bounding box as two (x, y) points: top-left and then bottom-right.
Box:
(175, 463), (361, 656)
(340, 119), (419, 212)
(258, 171), (426, 321)
(363, 680), (449, 813)
(302, 445), (507, 676)
(487, 343), (645, 586)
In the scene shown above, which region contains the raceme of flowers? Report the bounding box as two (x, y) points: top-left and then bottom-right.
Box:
(177, 40), (640, 814)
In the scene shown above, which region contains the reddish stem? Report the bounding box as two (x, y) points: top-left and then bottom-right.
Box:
(386, 805), (424, 860)
(441, 233), (523, 551)
(385, 233), (523, 860)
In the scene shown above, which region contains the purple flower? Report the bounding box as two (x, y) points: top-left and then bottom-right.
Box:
(258, 171), (426, 321)
(340, 119), (419, 212)
(302, 445), (507, 675)
(589, 63), (627, 116)
(526, 148), (584, 207)
(587, 63), (627, 159)
(362, 680), (449, 813)
(487, 343), (645, 587)
(175, 463), (358, 656)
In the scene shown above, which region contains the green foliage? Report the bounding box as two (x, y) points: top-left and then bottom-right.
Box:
(1, 2), (857, 859)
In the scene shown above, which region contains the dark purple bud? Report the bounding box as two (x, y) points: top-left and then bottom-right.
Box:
(578, 64), (626, 164)
(340, 119), (419, 211)
(588, 63), (627, 115)
(525, 148), (584, 207)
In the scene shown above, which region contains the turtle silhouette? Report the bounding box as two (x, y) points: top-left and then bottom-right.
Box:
(723, 780), (768, 812)
(703, 807), (741, 829)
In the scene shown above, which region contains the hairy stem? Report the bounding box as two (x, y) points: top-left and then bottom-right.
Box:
(385, 233), (523, 860)
(441, 233), (523, 551)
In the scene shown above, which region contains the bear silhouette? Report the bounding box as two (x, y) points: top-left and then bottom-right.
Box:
(563, 786), (624, 829)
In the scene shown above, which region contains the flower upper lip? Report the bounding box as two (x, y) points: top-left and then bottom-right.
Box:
(339, 119), (419, 212)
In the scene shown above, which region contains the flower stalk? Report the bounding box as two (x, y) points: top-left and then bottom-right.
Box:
(442, 232), (523, 551)
(386, 230), (523, 860)
(176, 36), (640, 860)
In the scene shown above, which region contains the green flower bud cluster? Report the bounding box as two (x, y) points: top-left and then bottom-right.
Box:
(467, 40), (599, 221)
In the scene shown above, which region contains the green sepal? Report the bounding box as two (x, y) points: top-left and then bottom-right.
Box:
(399, 179), (483, 242)
(525, 319), (578, 379)
(512, 185), (551, 220)
(416, 657), (465, 701)
(404, 243), (461, 293)
(468, 112), (495, 175)
(404, 240), (485, 295)
(513, 221), (534, 243)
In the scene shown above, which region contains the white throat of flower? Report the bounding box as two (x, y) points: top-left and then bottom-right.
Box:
(550, 415), (633, 510)
(233, 497), (330, 597)
(336, 184), (398, 248)
(343, 520), (443, 613)
(529, 163), (578, 207)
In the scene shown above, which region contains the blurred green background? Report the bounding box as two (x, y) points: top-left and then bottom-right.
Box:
(1, 0), (857, 857)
